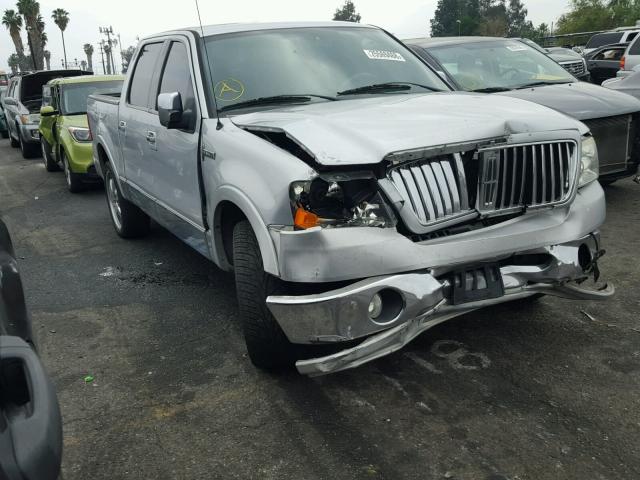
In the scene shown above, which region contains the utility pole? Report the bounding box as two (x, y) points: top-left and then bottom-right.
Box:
(99, 42), (106, 75)
(100, 26), (117, 74)
(118, 33), (124, 73)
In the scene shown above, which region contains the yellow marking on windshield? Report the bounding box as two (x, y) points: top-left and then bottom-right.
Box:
(214, 78), (245, 102)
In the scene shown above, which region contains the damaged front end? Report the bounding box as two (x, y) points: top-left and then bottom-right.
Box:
(267, 233), (613, 376)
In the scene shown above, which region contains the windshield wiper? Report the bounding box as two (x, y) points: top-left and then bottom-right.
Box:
(337, 82), (443, 96)
(470, 86), (513, 93)
(514, 81), (572, 89)
(218, 94), (335, 112)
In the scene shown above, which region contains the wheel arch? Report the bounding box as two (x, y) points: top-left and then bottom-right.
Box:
(212, 187), (279, 276)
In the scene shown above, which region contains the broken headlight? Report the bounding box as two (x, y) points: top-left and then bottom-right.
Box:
(289, 177), (396, 229)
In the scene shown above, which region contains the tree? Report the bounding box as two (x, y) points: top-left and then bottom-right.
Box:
(103, 42), (112, 74)
(507, 0), (532, 36)
(51, 8), (69, 68)
(44, 49), (50, 69)
(83, 43), (94, 71)
(80, 59), (86, 70)
(333, 1), (361, 22)
(556, 0), (617, 34)
(121, 45), (135, 72)
(7, 53), (20, 74)
(17, 0), (44, 70)
(2, 9), (24, 59)
(431, 0), (483, 36)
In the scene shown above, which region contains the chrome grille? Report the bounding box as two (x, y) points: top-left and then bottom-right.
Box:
(560, 60), (586, 76)
(477, 142), (576, 213)
(583, 115), (631, 175)
(389, 154), (471, 225)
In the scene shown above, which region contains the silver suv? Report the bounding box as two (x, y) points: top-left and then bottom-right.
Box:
(88, 22), (613, 376)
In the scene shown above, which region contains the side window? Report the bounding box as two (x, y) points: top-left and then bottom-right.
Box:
(158, 41), (196, 129)
(627, 32), (638, 43)
(630, 37), (640, 55)
(128, 42), (163, 109)
(42, 85), (52, 107)
(594, 48), (624, 61)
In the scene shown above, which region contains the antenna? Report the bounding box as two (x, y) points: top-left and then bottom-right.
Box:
(195, 0), (223, 130)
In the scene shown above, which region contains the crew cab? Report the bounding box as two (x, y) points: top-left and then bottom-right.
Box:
(88, 22), (613, 376)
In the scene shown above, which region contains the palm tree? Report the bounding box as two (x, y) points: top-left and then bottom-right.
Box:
(83, 43), (94, 71)
(51, 8), (69, 68)
(44, 49), (50, 69)
(2, 9), (25, 58)
(7, 53), (20, 74)
(16, 0), (43, 70)
(103, 42), (112, 74)
(80, 59), (87, 71)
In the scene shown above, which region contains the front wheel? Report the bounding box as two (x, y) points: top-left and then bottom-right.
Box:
(233, 220), (296, 370)
(103, 162), (150, 238)
(19, 131), (39, 158)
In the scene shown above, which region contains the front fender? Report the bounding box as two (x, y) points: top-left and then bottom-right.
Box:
(212, 185), (280, 276)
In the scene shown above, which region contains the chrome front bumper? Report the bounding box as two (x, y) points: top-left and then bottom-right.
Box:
(267, 233), (614, 376)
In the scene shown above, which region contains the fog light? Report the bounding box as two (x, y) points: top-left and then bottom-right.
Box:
(368, 293), (383, 319)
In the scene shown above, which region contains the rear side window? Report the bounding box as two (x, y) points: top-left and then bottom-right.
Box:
(586, 32), (624, 49)
(593, 47), (625, 61)
(627, 32), (639, 42)
(158, 41), (196, 127)
(128, 42), (163, 108)
(630, 36), (640, 55)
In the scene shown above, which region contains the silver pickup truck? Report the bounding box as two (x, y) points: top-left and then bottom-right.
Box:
(87, 21), (613, 376)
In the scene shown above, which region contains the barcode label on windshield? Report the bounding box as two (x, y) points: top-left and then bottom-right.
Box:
(363, 49), (406, 62)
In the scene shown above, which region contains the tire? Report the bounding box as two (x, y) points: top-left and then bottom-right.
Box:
(41, 138), (59, 172)
(10, 130), (19, 148)
(103, 162), (150, 238)
(0, 129), (8, 139)
(233, 220), (296, 370)
(19, 131), (39, 158)
(61, 151), (84, 193)
(600, 178), (617, 186)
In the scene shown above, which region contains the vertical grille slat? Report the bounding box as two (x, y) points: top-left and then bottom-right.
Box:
(388, 140), (575, 233)
(476, 140), (575, 214)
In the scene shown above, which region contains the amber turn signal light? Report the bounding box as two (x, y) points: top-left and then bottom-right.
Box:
(294, 207), (319, 229)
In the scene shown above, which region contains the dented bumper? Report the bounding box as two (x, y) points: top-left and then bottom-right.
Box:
(267, 232), (613, 376)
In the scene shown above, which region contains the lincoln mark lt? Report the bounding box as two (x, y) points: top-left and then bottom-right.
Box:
(87, 22), (615, 376)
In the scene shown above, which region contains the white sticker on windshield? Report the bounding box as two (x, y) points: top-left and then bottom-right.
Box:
(363, 49), (406, 62)
(506, 45), (527, 52)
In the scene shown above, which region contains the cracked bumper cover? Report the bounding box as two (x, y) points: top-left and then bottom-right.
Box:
(266, 182), (613, 376)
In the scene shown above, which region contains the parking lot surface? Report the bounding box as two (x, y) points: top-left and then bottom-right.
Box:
(1, 137), (639, 480)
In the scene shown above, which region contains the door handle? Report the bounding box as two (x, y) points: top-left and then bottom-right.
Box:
(118, 120), (126, 131)
(146, 131), (156, 143)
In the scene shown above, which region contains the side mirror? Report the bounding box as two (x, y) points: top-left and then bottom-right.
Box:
(158, 92), (184, 129)
(3, 97), (17, 106)
(40, 106), (57, 117)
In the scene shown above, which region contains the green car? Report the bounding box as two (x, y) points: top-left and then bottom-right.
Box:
(39, 75), (124, 192)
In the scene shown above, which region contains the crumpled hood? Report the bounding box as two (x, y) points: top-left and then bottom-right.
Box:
(230, 92), (584, 166)
(496, 82), (640, 121)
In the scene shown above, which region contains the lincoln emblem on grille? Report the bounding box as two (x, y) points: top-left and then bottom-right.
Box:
(479, 150), (500, 209)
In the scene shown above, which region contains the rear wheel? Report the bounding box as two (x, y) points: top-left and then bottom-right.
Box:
(233, 220), (296, 370)
(62, 151), (84, 193)
(0, 129), (8, 139)
(41, 138), (59, 172)
(103, 162), (150, 238)
(10, 128), (19, 147)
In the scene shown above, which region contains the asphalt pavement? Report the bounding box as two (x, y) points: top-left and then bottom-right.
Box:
(1, 137), (639, 480)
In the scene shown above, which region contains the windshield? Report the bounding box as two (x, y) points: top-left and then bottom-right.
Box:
(61, 80), (123, 115)
(586, 32), (624, 49)
(428, 40), (575, 91)
(203, 27), (449, 112)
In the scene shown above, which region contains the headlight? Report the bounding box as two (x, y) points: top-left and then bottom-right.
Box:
(68, 126), (92, 143)
(289, 176), (396, 229)
(19, 113), (40, 125)
(579, 136), (599, 188)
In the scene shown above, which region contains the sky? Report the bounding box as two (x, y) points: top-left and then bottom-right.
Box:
(0, 0), (571, 73)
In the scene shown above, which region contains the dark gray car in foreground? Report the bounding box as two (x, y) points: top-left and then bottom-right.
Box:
(0, 218), (62, 480)
(407, 36), (640, 183)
